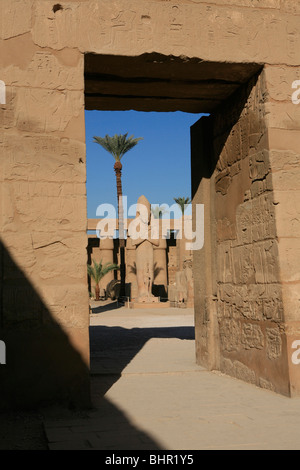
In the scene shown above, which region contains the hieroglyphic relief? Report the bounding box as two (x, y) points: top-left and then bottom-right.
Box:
(14, 88), (83, 133)
(137, 11), (153, 49)
(4, 134), (85, 183)
(264, 17), (283, 59)
(168, 5), (184, 44)
(32, 2), (74, 48)
(156, 3), (195, 54)
(110, 10), (137, 50)
(79, 3), (112, 51)
(2, 52), (83, 91)
(286, 21), (300, 61)
(1, 0), (300, 406)
(29, 1), (300, 63)
(266, 328), (282, 360)
(241, 323), (264, 350)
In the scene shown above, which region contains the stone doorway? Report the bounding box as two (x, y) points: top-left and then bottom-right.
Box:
(1, 0), (300, 413)
(84, 53), (294, 396)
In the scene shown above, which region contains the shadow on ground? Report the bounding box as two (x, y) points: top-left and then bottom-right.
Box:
(41, 322), (196, 450)
(41, 309), (196, 450)
(90, 300), (121, 314)
(0, 240), (163, 450)
(81, 320), (195, 450)
(89, 323), (195, 390)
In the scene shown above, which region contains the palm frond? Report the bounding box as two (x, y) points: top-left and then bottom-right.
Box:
(93, 133), (143, 161)
(101, 262), (120, 277)
(151, 205), (169, 219)
(174, 197), (191, 215)
(87, 259), (119, 285)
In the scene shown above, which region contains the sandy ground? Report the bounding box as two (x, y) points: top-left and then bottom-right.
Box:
(0, 301), (191, 450)
(4, 301), (300, 450)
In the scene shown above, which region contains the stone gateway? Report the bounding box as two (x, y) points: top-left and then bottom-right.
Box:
(0, 0), (300, 408)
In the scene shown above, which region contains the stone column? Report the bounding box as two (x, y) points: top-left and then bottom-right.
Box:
(99, 238), (115, 291)
(125, 236), (138, 300)
(153, 238), (168, 299)
(191, 115), (218, 371)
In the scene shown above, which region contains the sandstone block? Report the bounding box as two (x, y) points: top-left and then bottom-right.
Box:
(4, 134), (86, 183)
(221, 357), (256, 385)
(264, 65), (300, 102)
(280, 283), (300, 322)
(2, 50), (83, 91)
(0, 0), (32, 40)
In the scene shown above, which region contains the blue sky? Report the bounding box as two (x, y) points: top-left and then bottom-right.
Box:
(85, 110), (205, 219)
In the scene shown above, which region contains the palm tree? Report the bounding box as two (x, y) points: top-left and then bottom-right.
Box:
(174, 196), (191, 215)
(93, 133), (143, 298)
(87, 259), (119, 301)
(151, 205), (169, 219)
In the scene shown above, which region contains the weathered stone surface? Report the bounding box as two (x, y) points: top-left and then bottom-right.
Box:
(0, 88), (84, 135)
(1, 0), (300, 408)
(4, 134), (86, 182)
(0, 0), (33, 40)
(209, 68), (295, 394)
(2, 183), (87, 233)
(265, 102), (300, 131)
(2, 50), (83, 90)
(218, 283), (284, 324)
(258, 377), (276, 392)
(221, 357), (256, 385)
(266, 66), (300, 398)
(265, 65), (300, 102)
(219, 319), (241, 353)
(262, 286), (284, 321)
(275, 238), (300, 283)
(266, 327), (283, 360)
(46, 284), (90, 330)
(30, 1), (300, 64)
(280, 283), (300, 323)
(272, 194), (300, 240)
(241, 323), (264, 350)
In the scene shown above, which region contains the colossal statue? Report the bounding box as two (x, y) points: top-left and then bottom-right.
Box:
(131, 195), (159, 302)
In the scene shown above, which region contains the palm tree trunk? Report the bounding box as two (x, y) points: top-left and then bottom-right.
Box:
(114, 162), (126, 298)
(95, 283), (100, 301)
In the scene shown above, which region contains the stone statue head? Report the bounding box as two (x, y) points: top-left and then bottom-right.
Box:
(136, 195), (151, 225)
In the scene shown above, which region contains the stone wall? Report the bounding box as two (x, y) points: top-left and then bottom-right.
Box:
(213, 72), (290, 395)
(1, 0), (300, 406)
(192, 67), (300, 396)
(19, 0), (300, 66)
(264, 64), (300, 396)
(0, 4), (90, 408)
